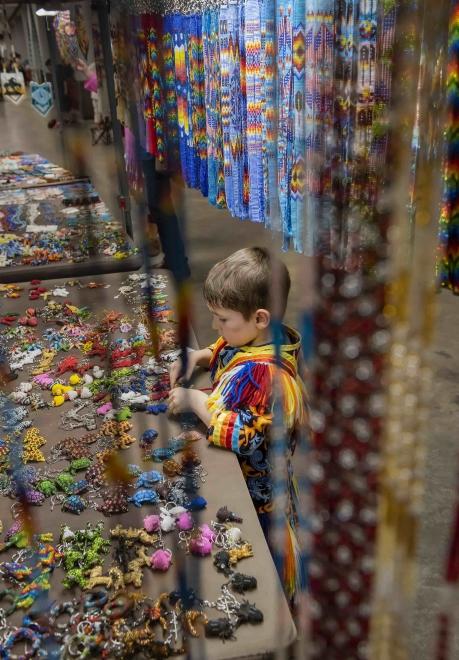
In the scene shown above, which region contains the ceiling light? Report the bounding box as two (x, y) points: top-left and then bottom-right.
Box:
(35, 8), (59, 17)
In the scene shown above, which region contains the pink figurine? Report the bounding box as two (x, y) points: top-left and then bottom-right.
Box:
(150, 549), (172, 571)
(199, 524), (216, 542)
(189, 535), (213, 557)
(143, 514), (160, 533)
(176, 512), (193, 532)
(97, 402), (113, 416)
(33, 373), (53, 388)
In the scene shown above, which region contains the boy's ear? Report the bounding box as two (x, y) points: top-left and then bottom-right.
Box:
(255, 309), (271, 328)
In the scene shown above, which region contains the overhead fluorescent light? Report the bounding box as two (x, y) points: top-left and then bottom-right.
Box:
(36, 8), (59, 17)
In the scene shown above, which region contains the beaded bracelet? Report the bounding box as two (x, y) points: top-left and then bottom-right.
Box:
(0, 626), (42, 659)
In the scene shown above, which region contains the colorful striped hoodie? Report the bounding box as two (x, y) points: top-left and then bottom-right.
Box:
(206, 326), (308, 598)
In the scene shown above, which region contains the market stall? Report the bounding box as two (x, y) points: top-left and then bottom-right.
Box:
(0, 153), (75, 190)
(0, 270), (295, 658)
(0, 154), (141, 282)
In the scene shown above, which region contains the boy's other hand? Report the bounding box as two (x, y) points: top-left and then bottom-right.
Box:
(168, 387), (193, 414)
(168, 388), (211, 425)
(169, 351), (197, 388)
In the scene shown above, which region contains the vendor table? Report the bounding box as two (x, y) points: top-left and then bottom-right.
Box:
(0, 153), (75, 191)
(0, 271), (296, 659)
(0, 182), (141, 283)
(0, 154), (141, 282)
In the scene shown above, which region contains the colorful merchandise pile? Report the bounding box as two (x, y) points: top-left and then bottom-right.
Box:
(0, 179), (136, 270)
(113, 0), (396, 259)
(0, 271), (268, 657)
(0, 153), (75, 191)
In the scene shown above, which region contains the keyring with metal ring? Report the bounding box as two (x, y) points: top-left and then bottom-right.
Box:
(66, 633), (88, 658)
(103, 595), (133, 621)
(49, 601), (77, 631)
(77, 620), (96, 637)
(84, 590), (108, 611)
(0, 626), (41, 659)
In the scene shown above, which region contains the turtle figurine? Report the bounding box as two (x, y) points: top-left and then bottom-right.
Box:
(129, 489), (159, 508)
(62, 495), (87, 515)
(135, 470), (163, 489)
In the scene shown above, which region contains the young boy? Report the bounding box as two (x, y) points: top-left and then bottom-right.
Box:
(168, 247), (307, 601)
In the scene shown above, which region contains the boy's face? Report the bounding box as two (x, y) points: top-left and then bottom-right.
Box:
(209, 306), (266, 347)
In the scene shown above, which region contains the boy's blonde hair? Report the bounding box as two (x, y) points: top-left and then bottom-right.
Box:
(203, 247), (291, 320)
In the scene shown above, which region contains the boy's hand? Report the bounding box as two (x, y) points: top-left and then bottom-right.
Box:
(168, 387), (194, 415)
(168, 388), (211, 425)
(169, 351), (197, 388)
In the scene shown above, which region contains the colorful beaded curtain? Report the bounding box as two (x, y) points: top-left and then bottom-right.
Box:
(130, 0), (396, 262)
(438, 3), (459, 295)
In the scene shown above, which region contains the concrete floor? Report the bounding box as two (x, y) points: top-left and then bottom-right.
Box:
(1, 97), (459, 659)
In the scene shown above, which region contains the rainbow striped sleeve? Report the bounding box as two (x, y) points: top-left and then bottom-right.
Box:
(207, 410), (244, 453)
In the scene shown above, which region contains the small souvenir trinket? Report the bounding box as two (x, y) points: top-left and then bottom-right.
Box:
(135, 470), (163, 489)
(55, 472), (74, 493)
(115, 407), (132, 422)
(168, 437), (187, 453)
(69, 457), (92, 473)
(60, 525), (75, 542)
(186, 496), (207, 512)
(147, 403), (168, 415)
(226, 527), (243, 547)
(181, 449), (201, 470)
(97, 487), (129, 516)
(159, 510), (176, 533)
(97, 402), (112, 416)
(235, 601), (264, 625)
(177, 512), (194, 531)
(140, 429), (158, 448)
(205, 618), (235, 640)
(189, 535), (213, 557)
(182, 610), (208, 637)
(150, 549), (173, 571)
(62, 495), (87, 514)
(37, 480), (57, 497)
(129, 488), (159, 508)
(151, 447), (175, 462)
(214, 550), (232, 575)
(84, 590), (109, 611)
(163, 459), (181, 477)
(200, 524), (216, 543)
(144, 514), (161, 533)
(228, 544), (254, 565)
(230, 573), (258, 593)
(1, 628), (42, 657)
(69, 479), (89, 495)
(130, 401), (147, 412)
(217, 506), (243, 524)
(25, 489), (45, 505)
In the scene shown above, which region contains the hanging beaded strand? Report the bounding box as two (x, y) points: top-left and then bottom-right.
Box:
(369, 0), (450, 656)
(202, 9), (226, 208)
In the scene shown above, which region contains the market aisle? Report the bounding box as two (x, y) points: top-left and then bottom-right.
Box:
(1, 97), (459, 658)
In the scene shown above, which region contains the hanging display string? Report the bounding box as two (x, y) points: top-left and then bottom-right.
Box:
(25, 4), (45, 83)
(1, 0), (16, 71)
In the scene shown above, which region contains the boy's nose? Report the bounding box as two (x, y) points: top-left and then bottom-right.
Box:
(212, 318), (218, 331)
